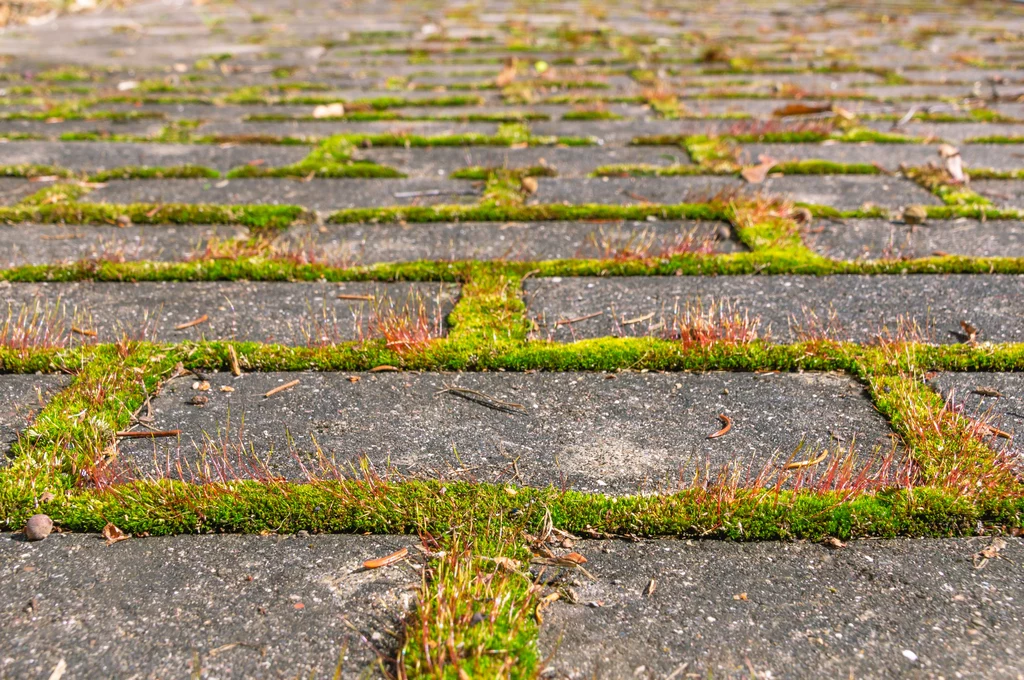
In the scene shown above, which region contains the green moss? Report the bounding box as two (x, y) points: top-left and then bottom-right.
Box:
(0, 203), (305, 229)
(965, 135), (1024, 143)
(0, 164), (75, 179)
(561, 109), (624, 120)
(329, 202), (727, 224)
(449, 165), (556, 180)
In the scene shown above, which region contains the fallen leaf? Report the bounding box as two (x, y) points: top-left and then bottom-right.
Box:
(644, 578), (656, 596)
(903, 205), (928, 225)
(294, 602), (305, 609)
(192, 380), (211, 391)
(370, 365), (399, 372)
(974, 538), (1007, 569)
(492, 556), (521, 572)
(102, 522), (130, 546)
(823, 537), (846, 549)
(733, 592), (748, 601)
(219, 385), (235, 392)
(939, 144), (967, 184)
(740, 155), (777, 184)
(563, 552), (588, 565)
(535, 591), (560, 623)
(960, 320), (978, 344)
(521, 176), (539, 194)
(495, 61), (517, 87)
(348, 375), (361, 383)
(973, 386), (1003, 398)
(117, 80), (139, 91)
(312, 102), (345, 118)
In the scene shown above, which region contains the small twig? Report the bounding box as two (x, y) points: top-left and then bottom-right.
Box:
(227, 345), (242, 377)
(363, 547), (409, 569)
(174, 314), (208, 330)
(436, 385), (525, 413)
(554, 311), (603, 327)
(71, 326), (97, 337)
(264, 379), (300, 398)
(116, 429), (181, 438)
(337, 294), (375, 301)
(784, 450), (829, 470)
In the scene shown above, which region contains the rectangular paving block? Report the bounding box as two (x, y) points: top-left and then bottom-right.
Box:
(0, 141), (312, 174)
(280, 219), (741, 264)
(971, 179), (1024, 209)
(0, 224), (251, 267)
(81, 178), (483, 212)
(927, 372), (1024, 462)
(738, 142), (939, 169)
(0, 374), (70, 464)
(804, 218), (1024, 260)
(0, 532), (415, 679)
(539, 537), (1024, 680)
(0, 281), (457, 345)
(118, 371), (898, 494)
(0, 178), (39, 207)
(524, 275), (1024, 344)
(531, 176), (940, 210)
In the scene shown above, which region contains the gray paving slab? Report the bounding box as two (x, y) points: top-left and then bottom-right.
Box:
(927, 372), (1024, 463)
(738, 142), (939, 169)
(0, 178), (38, 206)
(281, 219), (740, 264)
(971, 179), (1024, 209)
(0, 141), (311, 174)
(0, 281), (457, 345)
(804, 217), (1024, 260)
(539, 537), (1024, 680)
(117, 370), (896, 493)
(532, 175), (940, 210)
(0, 532), (415, 679)
(524, 275), (1024, 344)
(0, 224), (251, 267)
(199, 119), (499, 140)
(0, 375), (70, 464)
(360, 145), (691, 179)
(868, 121), (1024, 145)
(81, 178), (483, 211)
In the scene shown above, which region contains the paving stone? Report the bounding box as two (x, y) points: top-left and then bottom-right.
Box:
(0, 532), (415, 679)
(360, 145), (691, 179)
(281, 219), (740, 264)
(524, 275), (1024, 344)
(539, 537), (1024, 679)
(738, 142), (939, 168)
(0, 375), (70, 464)
(866, 121), (1024, 145)
(82, 178), (483, 211)
(971, 179), (1024, 209)
(0, 178), (38, 206)
(0, 281), (457, 345)
(117, 371), (896, 493)
(804, 217), (1024, 260)
(532, 176), (939, 210)
(927, 372), (1024, 462)
(0, 224), (250, 266)
(199, 119), (500, 140)
(0, 141), (311, 173)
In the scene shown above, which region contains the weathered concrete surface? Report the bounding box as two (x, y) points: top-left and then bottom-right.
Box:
(927, 372), (1024, 462)
(524, 275), (1024, 344)
(280, 219), (741, 264)
(0, 375), (70, 463)
(0, 533), (417, 679)
(539, 537), (1024, 679)
(803, 218), (1024, 260)
(118, 371), (897, 494)
(0, 281), (457, 345)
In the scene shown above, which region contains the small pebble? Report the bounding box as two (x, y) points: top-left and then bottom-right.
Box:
(24, 514), (53, 542)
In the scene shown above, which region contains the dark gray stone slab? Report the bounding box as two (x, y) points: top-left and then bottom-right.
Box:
(804, 218), (1024, 260)
(971, 179), (1024, 209)
(118, 370), (897, 493)
(0, 533), (415, 679)
(0, 374), (69, 463)
(759, 175), (942, 210)
(927, 372), (1024, 463)
(0, 224), (250, 267)
(961, 144), (1024, 172)
(529, 120), (738, 145)
(360, 145), (691, 179)
(524, 275), (1024, 344)
(199, 120), (499, 140)
(868, 121), (1024, 145)
(540, 537), (1024, 679)
(531, 176), (939, 210)
(82, 178), (482, 211)
(532, 176), (745, 205)
(0, 281), (456, 345)
(0, 178), (38, 206)
(0, 141), (311, 173)
(280, 220), (740, 264)
(739, 142), (939, 169)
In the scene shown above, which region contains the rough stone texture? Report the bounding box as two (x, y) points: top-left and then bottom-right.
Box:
(0, 532), (416, 679)
(0, 224), (251, 266)
(0, 281), (457, 345)
(82, 178), (483, 211)
(118, 371), (897, 494)
(971, 179), (1024, 209)
(540, 537), (1024, 679)
(0, 375), (70, 463)
(280, 219), (741, 264)
(804, 218), (1024, 260)
(0, 178), (39, 206)
(739, 142), (939, 168)
(524, 275), (1024, 344)
(927, 372), (1024, 463)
